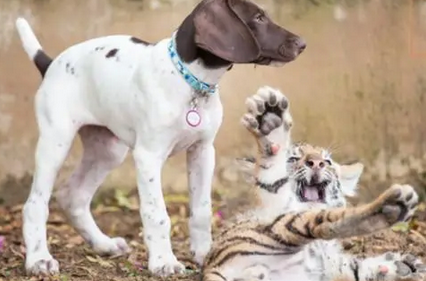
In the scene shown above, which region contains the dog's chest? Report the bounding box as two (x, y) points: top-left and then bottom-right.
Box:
(171, 130), (199, 155)
(169, 99), (222, 155)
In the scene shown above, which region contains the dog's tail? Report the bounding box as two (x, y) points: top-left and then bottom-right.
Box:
(15, 17), (53, 77)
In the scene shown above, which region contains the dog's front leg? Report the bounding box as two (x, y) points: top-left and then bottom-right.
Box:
(133, 147), (185, 276)
(187, 142), (215, 265)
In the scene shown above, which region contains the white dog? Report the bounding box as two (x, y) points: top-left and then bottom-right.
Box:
(15, 0), (305, 276)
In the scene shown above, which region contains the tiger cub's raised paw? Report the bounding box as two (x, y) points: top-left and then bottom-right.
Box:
(241, 86), (291, 137)
(374, 184), (419, 226)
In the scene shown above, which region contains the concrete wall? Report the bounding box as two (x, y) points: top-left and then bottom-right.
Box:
(1, 0), (426, 204)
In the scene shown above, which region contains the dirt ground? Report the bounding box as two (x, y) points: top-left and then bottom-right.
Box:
(1, 187), (426, 281)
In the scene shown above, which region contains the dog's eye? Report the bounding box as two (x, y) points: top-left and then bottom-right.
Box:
(287, 156), (300, 163)
(254, 13), (265, 22)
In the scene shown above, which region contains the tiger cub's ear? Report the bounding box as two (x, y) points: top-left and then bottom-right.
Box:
(234, 157), (257, 184)
(337, 162), (364, 197)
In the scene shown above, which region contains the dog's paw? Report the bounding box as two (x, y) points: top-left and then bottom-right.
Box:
(242, 86), (291, 137)
(26, 255), (59, 276)
(370, 252), (426, 280)
(149, 256), (185, 277)
(377, 184), (419, 225)
(92, 237), (131, 256)
(191, 242), (211, 265)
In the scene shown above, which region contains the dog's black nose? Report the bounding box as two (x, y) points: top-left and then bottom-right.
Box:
(296, 38), (306, 54)
(282, 37), (306, 56)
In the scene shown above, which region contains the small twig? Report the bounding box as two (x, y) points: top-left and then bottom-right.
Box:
(410, 229), (426, 244)
(109, 253), (129, 260)
(9, 246), (24, 260)
(414, 220), (426, 229)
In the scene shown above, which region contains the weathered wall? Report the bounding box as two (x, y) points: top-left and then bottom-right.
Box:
(1, 0), (426, 204)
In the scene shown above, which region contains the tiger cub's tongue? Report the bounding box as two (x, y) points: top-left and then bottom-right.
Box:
(303, 186), (320, 201)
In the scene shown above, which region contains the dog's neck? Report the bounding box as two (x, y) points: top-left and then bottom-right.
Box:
(174, 17), (232, 86)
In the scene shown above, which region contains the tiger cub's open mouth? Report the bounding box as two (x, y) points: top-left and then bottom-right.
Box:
(297, 179), (329, 202)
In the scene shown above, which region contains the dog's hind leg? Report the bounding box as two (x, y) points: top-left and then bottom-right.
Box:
(56, 125), (130, 256)
(23, 111), (79, 275)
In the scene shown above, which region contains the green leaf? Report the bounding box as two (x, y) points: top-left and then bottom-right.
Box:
(391, 221), (410, 233)
(114, 190), (133, 209)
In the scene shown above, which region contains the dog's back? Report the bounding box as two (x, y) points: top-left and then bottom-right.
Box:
(15, 19), (174, 130)
(16, 18), (155, 85)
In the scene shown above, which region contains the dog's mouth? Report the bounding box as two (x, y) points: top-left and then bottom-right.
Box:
(253, 57), (273, 65)
(297, 179), (329, 203)
(254, 56), (294, 66)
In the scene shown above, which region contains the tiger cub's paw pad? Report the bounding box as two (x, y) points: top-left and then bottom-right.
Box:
(382, 252), (426, 279)
(242, 86), (291, 137)
(380, 184), (418, 225)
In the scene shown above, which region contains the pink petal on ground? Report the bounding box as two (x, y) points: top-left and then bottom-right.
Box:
(215, 211), (224, 220)
(0, 236), (5, 252)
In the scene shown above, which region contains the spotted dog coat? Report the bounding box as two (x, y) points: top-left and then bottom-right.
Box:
(14, 0), (306, 276)
(201, 86), (426, 281)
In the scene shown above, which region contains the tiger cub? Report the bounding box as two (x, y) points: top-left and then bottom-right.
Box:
(201, 86), (426, 281)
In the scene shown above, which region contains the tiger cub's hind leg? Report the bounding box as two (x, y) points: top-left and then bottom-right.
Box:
(318, 184), (419, 239)
(265, 184), (418, 245)
(202, 265), (270, 281)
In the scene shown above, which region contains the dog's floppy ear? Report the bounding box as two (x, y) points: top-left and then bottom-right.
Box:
(193, 0), (260, 63)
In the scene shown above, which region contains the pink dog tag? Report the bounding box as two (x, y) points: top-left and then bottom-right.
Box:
(186, 109), (201, 127)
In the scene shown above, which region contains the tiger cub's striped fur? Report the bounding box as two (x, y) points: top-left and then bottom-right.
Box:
(202, 86), (426, 281)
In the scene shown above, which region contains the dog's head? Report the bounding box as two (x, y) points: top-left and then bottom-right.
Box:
(176, 0), (306, 67)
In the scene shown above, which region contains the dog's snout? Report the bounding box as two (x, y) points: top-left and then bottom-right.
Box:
(280, 37), (306, 56)
(296, 38), (306, 53)
(289, 37), (306, 54)
(306, 159), (325, 169)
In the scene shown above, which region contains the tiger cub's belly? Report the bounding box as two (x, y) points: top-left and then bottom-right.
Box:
(220, 250), (307, 281)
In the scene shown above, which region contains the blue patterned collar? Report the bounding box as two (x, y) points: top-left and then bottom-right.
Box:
(168, 32), (218, 95)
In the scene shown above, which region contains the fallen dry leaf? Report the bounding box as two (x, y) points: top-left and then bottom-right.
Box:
(93, 205), (122, 214)
(65, 236), (84, 248)
(85, 255), (114, 268)
(164, 194), (189, 204)
(10, 204), (23, 213)
(410, 229), (426, 244)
